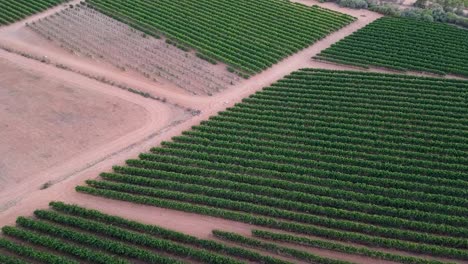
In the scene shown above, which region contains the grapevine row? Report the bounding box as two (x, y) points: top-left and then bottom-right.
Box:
(0, 0), (66, 25)
(76, 69), (468, 260)
(316, 17), (468, 77)
(84, 0), (354, 75)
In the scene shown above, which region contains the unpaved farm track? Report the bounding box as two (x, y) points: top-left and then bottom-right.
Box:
(0, 1), (465, 263)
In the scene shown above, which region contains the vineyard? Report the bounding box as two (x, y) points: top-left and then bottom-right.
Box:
(1, 202), (449, 264)
(76, 69), (468, 262)
(0, 202), (304, 264)
(315, 17), (468, 77)
(1, 0), (468, 263)
(0, 0), (66, 26)
(28, 5), (240, 95)
(84, 0), (355, 76)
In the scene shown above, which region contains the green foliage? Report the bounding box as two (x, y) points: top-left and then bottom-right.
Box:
(85, 0), (354, 74)
(0, 237), (77, 264)
(213, 230), (353, 264)
(98, 172), (468, 240)
(447, 11), (468, 26)
(252, 230), (451, 264)
(196, 53), (218, 65)
(2, 224), (128, 264)
(0, 0), (66, 25)
(77, 69), (468, 260)
(47, 201), (290, 264)
(76, 186), (468, 260)
(337, 0), (369, 9)
(16, 215), (182, 264)
(368, 3), (400, 16)
(0, 255), (28, 264)
(31, 209), (241, 264)
(0, 201), (290, 264)
(316, 17), (468, 76)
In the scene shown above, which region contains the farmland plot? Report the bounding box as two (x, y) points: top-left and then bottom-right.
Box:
(77, 69), (468, 262)
(84, 0), (355, 76)
(0, 0), (66, 26)
(0, 57), (148, 194)
(28, 5), (240, 95)
(0, 202), (315, 264)
(315, 17), (468, 77)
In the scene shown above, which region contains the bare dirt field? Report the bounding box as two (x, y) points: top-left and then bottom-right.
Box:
(0, 49), (187, 214)
(0, 1), (466, 263)
(0, 56), (147, 191)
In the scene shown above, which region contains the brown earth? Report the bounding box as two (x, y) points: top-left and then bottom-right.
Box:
(0, 1), (466, 264)
(0, 49), (187, 213)
(0, 57), (147, 192)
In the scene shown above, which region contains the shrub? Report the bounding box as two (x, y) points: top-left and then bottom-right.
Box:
(338, 0), (369, 8)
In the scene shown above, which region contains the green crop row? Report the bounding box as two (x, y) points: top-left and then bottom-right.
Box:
(47, 201), (290, 264)
(16, 216), (182, 264)
(127, 157), (468, 220)
(77, 69), (468, 261)
(31, 210), (242, 264)
(0, 237), (77, 264)
(316, 17), (468, 77)
(213, 230), (352, 264)
(85, 0), (354, 74)
(83, 179), (467, 249)
(100, 171), (468, 239)
(252, 230), (452, 264)
(113, 165), (467, 228)
(76, 186), (468, 260)
(0, 0), (66, 25)
(2, 225), (128, 264)
(1, 202), (296, 264)
(0, 254), (28, 264)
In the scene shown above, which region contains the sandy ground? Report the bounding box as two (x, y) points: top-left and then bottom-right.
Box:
(0, 1), (466, 263)
(0, 57), (147, 191)
(0, 49), (187, 213)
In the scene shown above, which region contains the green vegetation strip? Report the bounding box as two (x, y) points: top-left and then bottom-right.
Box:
(85, 0), (354, 75)
(252, 230), (452, 264)
(0, 255), (28, 264)
(78, 69), (468, 260)
(15, 216), (181, 264)
(48, 201), (289, 264)
(0, 237), (77, 264)
(2, 225), (128, 264)
(0, 0), (67, 25)
(76, 186), (468, 260)
(82, 178), (467, 250)
(31, 209), (242, 264)
(315, 17), (468, 77)
(213, 230), (352, 264)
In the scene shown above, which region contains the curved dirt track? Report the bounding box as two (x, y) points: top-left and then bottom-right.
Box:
(0, 2), (464, 264)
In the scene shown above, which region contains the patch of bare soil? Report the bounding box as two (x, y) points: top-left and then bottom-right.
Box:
(0, 49), (187, 214)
